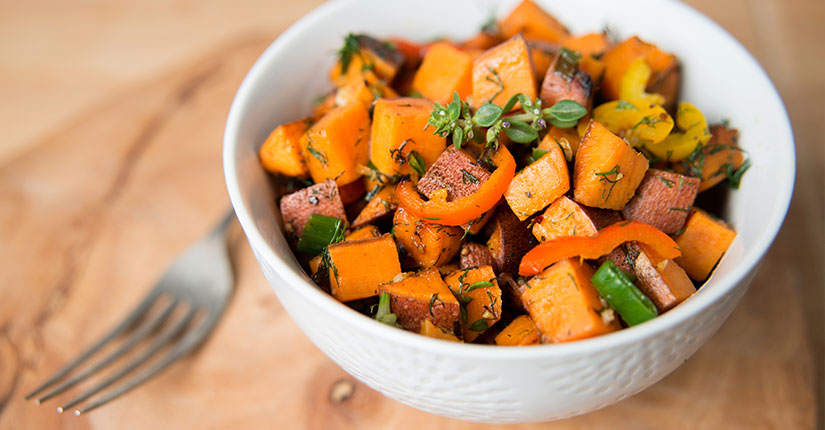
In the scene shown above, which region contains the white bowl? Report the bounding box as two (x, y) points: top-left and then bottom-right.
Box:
(223, 0), (794, 422)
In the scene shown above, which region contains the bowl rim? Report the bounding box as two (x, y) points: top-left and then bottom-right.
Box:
(223, 0), (796, 358)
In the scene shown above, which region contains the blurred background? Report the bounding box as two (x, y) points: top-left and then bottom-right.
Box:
(0, 0), (822, 428)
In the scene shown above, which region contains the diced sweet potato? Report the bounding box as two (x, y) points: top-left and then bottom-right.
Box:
(633, 252), (695, 312)
(370, 98), (447, 177)
(438, 262), (461, 277)
(573, 120), (649, 210)
(444, 266), (502, 342)
(352, 185), (399, 228)
(487, 206), (534, 274)
(562, 33), (611, 58)
(540, 54), (594, 109)
(335, 72), (398, 109)
(416, 147), (491, 201)
(330, 34), (405, 86)
(579, 56), (605, 84)
(345, 225), (381, 241)
(393, 207), (463, 268)
(539, 125), (581, 161)
(461, 32), (503, 51)
(495, 315), (540, 346)
(528, 40), (560, 82)
(311, 92), (337, 121)
(459, 242), (496, 270)
(337, 178), (366, 205)
(379, 268), (459, 333)
(472, 35), (537, 110)
(259, 118), (312, 177)
(522, 258), (620, 343)
(328, 234), (402, 302)
(279, 180), (347, 238)
(674, 125), (745, 192)
(600, 36), (678, 102)
(419, 319), (460, 342)
(532, 195), (622, 242)
(675, 209), (736, 281)
(600, 241), (642, 275)
(504, 137), (570, 220)
(621, 169), (700, 234)
(303, 102), (370, 186)
(499, 0), (570, 43)
(412, 42), (473, 104)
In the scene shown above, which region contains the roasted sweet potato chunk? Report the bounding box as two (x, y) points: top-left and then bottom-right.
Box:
(563, 33), (611, 58)
(522, 258), (620, 343)
(302, 102), (370, 186)
(416, 147), (490, 201)
(573, 120), (649, 210)
(532, 195), (621, 242)
(328, 234), (401, 302)
(472, 35), (537, 110)
(495, 315), (540, 346)
(370, 98), (447, 177)
(393, 207), (463, 268)
(504, 137), (570, 220)
(486, 207), (534, 274)
(259, 118), (311, 178)
(459, 242), (496, 270)
(279, 180), (347, 238)
(528, 40), (560, 82)
(412, 42), (473, 104)
(633, 252), (695, 312)
(675, 209), (736, 281)
(352, 185), (399, 228)
(674, 125), (745, 192)
(345, 225), (381, 241)
(621, 169), (700, 234)
(444, 266), (502, 342)
(540, 53), (594, 109)
(499, 0), (570, 43)
(420, 319), (460, 342)
(330, 34), (405, 86)
(379, 268), (459, 333)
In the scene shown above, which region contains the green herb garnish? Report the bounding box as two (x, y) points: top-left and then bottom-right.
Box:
(374, 292), (401, 327)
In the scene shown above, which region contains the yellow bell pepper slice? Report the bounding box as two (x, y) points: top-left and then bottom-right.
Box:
(593, 99), (674, 147)
(619, 57), (665, 106)
(644, 102), (712, 162)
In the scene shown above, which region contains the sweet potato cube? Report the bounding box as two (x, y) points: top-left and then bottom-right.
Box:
(259, 118), (312, 177)
(622, 169), (700, 234)
(675, 209), (737, 281)
(328, 234), (401, 302)
(352, 185), (399, 228)
(472, 35), (537, 110)
(573, 120), (649, 210)
(600, 241), (643, 275)
(539, 125), (581, 161)
(675, 125), (745, 192)
(600, 36), (678, 102)
(412, 42), (473, 104)
(634, 252), (696, 312)
(279, 180), (347, 238)
(444, 266), (502, 342)
(303, 102), (370, 186)
(416, 147), (490, 201)
(504, 138), (570, 220)
(563, 33), (611, 58)
(379, 268), (459, 333)
(532, 195), (622, 242)
(540, 55), (594, 109)
(330, 34), (405, 86)
(393, 207), (463, 268)
(419, 319), (460, 342)
(370, 98), (447, 177)
(522, 258), (620, 343)
(579, 56), (606, 84)
(336, 72), (399, 109)
(495, 315), (540, 346)
(337, 178), (366, 205)
(459, 242), (496, 270)
(499, 0), (570, 43)
(345, 225), (381, 241)
(529, 41), (559, 82)
(487, 207), (534, 274)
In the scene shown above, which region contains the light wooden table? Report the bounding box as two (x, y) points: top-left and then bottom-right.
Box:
(0, 0), (822, 428)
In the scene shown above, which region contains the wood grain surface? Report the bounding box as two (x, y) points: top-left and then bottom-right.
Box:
(0, 0), (822, 428)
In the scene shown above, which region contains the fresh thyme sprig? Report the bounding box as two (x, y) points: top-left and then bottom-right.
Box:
(427, 92), (587, 149)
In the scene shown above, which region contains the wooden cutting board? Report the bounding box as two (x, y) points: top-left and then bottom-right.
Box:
(0, 7), (820, 430)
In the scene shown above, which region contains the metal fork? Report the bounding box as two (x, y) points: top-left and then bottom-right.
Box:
(25, 210), (236, 416)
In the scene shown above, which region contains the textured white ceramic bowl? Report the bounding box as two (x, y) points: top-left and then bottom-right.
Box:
(223, 0), (794, 422)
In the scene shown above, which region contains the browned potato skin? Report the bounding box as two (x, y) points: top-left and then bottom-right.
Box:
(385, 292), (459, 333)
(497, 273), (528, 312)
(486, 207), (534, 274)
(621, 169), (700, 235)
(540, 56), (594, 109)
(647, 62), (681, 112)
(600, 241), (642, 275)
(417, 147), (491, 201)
(279, 179), (347, 238)
(459, 242), (496, 270)
(633, 251), (694, 312)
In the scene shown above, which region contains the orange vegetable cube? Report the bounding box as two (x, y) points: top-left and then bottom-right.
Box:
(379, 268), (459, 333)
(472, 35), (537, 110)
(504, 140), (570, 220)
(495, 315), (540, 346)
(532, 195), (621, 242)
(352, 185), (399, 228)
(259, 118), (312, 177)
(562, 33), (611, 58)
(601, 36), (678, 101)
(499, 0), (570, 43)
(336, 72), (398, 109)
(522, 258), (620, 343)
(674, 125), (745, 192)
(529, 41), (557, 82)
(392, 207), (463, 268)
(675, 209), (736, 281)
(370, 98), (447, 177)
(412, 42), (473, 104)
(420, 319), (460, 342)
(539, 125), (581, 161)
(345, 225), (381, 241)
(573, 120), (649, 209)
(337, 178), (366, 205)
(633, 252), (696, 312)
(328, 234), (402, 302)
(303, 102), (371, 186)
(579, 56), (605, 84)
(444, 266), (502, 342)
(329, 34), (405, 86)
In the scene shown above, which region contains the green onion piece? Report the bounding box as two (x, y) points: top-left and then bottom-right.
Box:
(591, 261), (658, 326)
(468, 319), (489, 331)
(374, 292), (400, 327)
(296, 214), (346, 256)
(528, 148), (548, 164)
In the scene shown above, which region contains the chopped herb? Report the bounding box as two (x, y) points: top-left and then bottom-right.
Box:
(484, 67), (505, 103)
(408, 150), (426, 176)
(390, 139), (412, 164)
(669, 207), (690, 212)
(337, 33), (360, 74)
(616, 100), (638, 111)
(673, 227), (686, 236)
(594, 165), (622, 201)
(464, 280), (494, 293)
(306, 136), (328, 165)
(654, 174), (675, 188)
(364, 184), (381, 202)
(725, 158), (751, 189)
(461, 169), (480, 184)
(428, 293), (443, 317)
(468, 319), (489, 331)
(373, 292), (401, 327)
